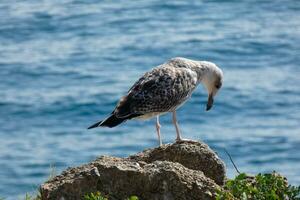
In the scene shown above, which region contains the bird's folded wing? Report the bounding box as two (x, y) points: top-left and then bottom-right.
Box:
(114, 67), (197, 118)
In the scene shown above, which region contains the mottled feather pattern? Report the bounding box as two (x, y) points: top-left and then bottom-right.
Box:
(114, 58), (199, 119)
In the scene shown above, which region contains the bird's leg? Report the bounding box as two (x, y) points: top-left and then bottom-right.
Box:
(172, 111), (183, 141)
(156, 115), (162, 146)
(172, 111), (197, 143)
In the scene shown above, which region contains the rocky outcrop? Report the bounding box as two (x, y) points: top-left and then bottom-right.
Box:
(40, 141), (226, 200)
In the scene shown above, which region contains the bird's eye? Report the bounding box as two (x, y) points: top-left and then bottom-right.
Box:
(215, 83), (221, 89)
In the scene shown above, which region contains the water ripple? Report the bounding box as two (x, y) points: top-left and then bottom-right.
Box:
(0, 0), (299, 199)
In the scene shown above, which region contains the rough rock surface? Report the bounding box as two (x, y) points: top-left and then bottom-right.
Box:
(129, 140), (225, 185)
(40, 141), (226, 200)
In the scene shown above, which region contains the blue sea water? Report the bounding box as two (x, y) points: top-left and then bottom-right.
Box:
(0, 0), (299, 199)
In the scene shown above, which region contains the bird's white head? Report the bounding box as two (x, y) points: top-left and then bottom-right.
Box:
(198, 61), (223, 111)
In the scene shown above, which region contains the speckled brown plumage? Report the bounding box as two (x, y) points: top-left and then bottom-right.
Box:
(114, 58), (199, 119)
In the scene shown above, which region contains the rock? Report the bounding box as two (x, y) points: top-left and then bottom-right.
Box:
(40, 141), (226, 200)
(129, 140), (226, 185)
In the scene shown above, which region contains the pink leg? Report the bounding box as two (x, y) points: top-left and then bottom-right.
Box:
(172, 111), (197, 143)
(172, 111), (183, 141)
(156, 115), (162, 146)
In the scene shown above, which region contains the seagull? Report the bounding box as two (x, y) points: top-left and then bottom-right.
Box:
(88, 57), (223, 146)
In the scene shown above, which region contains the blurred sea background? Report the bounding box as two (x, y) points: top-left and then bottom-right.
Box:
(0, 0), (299, 199)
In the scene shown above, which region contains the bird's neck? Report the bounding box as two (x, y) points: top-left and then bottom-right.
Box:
(167, 57), (214, 84)
(190, 61), (211, 84)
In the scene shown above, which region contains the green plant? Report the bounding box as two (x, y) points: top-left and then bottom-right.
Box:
(24, 193), (34, 200)
(216, 172), (300, 200)
(127, 196), (139, 200)
(48, 164), (57, 180)
(23, 193), (41, 200)
(84, 192), (108, 200)
(84, 192), (139, 200)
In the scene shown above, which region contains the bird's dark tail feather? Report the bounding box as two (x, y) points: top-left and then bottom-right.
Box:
(87, 114), (126, 129)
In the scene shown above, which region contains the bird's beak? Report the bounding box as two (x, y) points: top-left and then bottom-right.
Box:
(206, 93), (214, 111)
